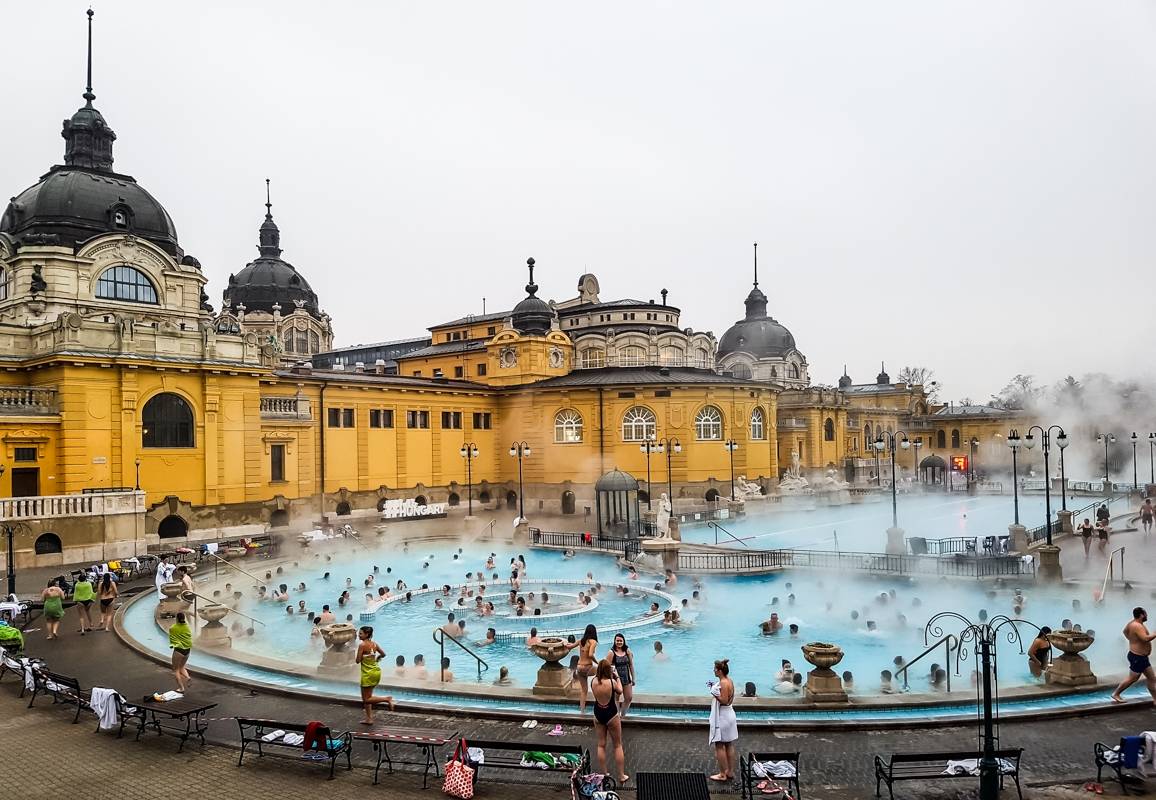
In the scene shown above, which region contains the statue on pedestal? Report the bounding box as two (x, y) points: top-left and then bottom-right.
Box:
(655, 493), (672, 538)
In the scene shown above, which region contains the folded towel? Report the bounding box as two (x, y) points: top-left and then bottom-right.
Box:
(261, 729), (287, 742)
(752, 760), (797, 779)
(282, 733), (304, 745)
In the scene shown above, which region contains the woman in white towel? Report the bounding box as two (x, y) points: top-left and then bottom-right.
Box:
(708, 658), (738, 783)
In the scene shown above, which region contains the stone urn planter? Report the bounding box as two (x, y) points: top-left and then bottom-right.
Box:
(801, 642), (849, 703)
(528, 637), (572, 697)
(197, 604), (231, 649)
(318, 622), (358, 673)
(1046, 629), (1096, 686)
(158, 581), (189, 618)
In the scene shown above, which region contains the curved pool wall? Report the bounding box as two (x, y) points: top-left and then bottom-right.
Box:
(116, 494), (1141, 725)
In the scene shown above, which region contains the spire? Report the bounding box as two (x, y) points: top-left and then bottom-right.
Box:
(838, 364), (852, 389)
(524, 256), (539, 297)
(62, 8), (116, 171)
(257, 178), (282, 258)
(84, 8), (95, 106)
(876, 361), (890, 385)
(511, 257), (554, 336)
(743, 242), (768, 320)
(753, 242), (758, 287)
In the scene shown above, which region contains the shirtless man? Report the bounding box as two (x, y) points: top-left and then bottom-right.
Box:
(1110, 607), (1156, 703)
(1141, 498), (1154, 536)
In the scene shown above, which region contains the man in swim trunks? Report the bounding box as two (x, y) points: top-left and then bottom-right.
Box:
(1110, 607), (1156, 703)
(1140, 498), (1154, 535)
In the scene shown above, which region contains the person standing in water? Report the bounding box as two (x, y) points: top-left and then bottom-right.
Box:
(168, 611), (192, 692)
(1111, 607), (1156, 703)
(708, 658), (738, 783)
(355, 625), (395, 724)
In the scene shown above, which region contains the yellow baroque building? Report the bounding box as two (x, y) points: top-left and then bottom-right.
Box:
(0, 33), (1025, 567)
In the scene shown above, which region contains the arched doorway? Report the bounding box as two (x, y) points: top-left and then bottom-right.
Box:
(34, 532), (62, 555)
(158, 515), (188, 539)
(269, 509), (289, 528)
(637, 489), (650, 504)
(335, 501), (352, 516)
(414, 495), (427, 507)
(447, 492), (460, 507)
(479, 490), (492, 504)
(561, 491), (576, 515)
(705, 488), (721, 502)
(505, 491), (517, 510)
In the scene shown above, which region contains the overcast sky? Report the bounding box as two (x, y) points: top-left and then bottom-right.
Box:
(4, 2), (1155, 400)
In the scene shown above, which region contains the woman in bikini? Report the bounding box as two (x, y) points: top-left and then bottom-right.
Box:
(97, 573), (118, 632)
(606, 633), (636, 717)
(566, 624), (599, 714)
(355, 625), (395, 724)
(591, 658), (629, 784)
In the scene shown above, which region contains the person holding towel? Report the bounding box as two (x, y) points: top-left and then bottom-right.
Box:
(355, 625), (394, 724)
(708, 658), (738, 783)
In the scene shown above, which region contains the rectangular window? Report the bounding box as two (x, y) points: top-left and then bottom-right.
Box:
(477, 363), (488, 377)
(342, 408), (354, 427)
(327, 408), (341, 427)
(412, 370), (422, 377)
(441, 411), (463, 429)
(13, 447), (36, 462)
(406, 410), (430, 429)
(473, 412), (492, 430)
(454, 366), (464, 378)
(487, 326), (496, 336)
(444, 333), (452, 342)
(270, 444), (285, 482)
(654, 390), (671, 398)
(369, 409), (394, 428)
(451, 332), (460, 341)
(618, 391), (635, 399)
(433, 368), (444, 378)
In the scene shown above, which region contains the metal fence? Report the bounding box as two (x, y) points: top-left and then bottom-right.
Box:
(528, 528), (636, 557)
(1025, 499), (1105, 544)
(676, 547), (1035, 578)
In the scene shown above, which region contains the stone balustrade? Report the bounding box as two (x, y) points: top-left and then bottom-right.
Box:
(0, 386), (58, 415)
(0, 490), (143, 522)
(259, 395), (311, 420)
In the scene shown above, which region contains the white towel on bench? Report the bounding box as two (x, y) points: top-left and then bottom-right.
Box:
(261, 729), (287, 742)
(752, 760), (797, 778)
(942, 758), (1016, 776)
(283, 733), (304, 745)
(90, 688), (121, 730)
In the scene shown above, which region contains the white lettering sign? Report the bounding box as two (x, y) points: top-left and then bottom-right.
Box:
(380, 499), (447, 519)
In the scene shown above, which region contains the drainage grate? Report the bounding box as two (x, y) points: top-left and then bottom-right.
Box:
(635, 771), (712, 800)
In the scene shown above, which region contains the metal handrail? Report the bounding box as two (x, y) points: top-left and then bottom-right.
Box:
(432, 628), (489, 681)
(707, 521), (750, 548)
(895, 633), (958, 692)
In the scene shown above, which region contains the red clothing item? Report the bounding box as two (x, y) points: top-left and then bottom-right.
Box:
(302, 720), (326, 751)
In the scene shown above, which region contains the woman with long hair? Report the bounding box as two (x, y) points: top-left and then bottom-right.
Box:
(355, 625), (395, 724)
(708, 658), (738, 783)
(566, 624), (598, 713)
(606, 633), (635, 717)
(591, 658), (629, 784)
(168, 611), (192, 692)
(97, 573), (118, 632)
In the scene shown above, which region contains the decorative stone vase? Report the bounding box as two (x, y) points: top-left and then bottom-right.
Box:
(318, 622), (358, 673)
(801, 642), (849, 703)
(529, 636), (571, 697)
(158, 582), (189, 618)
(196, 604), (231, 649)
(1046, 630), (1097, 686)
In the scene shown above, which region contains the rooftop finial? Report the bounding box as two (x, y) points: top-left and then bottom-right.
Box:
(753, 242), (758, 287)
(265, 178), (272, 218)
(84, 8), (95, 106)
(527, 257), (535, 286)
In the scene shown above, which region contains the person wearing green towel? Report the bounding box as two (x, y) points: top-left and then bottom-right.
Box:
(72, 573), (95, 634)
(40, 580), (67, 640)
(168, 611), (192, 692)
(355, 625), (394, 724)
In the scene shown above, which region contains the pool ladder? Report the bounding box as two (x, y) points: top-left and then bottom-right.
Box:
(432, 628), (490, 682)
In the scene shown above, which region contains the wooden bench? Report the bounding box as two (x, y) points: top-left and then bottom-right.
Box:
(873, 749), (1023, 800)
(0, 647), (39, 697)
(1095, 739), (1147, 795)
(92, 691), (145, 738)
(463, 737), (588, 787)
(27, 666), (89, 724)
(740, 751), (801, 799)
(352, 726), (456, 788)
(236, 718), (352, 779)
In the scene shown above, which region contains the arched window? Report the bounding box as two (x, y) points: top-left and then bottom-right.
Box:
(335, 501), (352, 516)
(936, 430), (946, 449)
(695, 348), (710, 368)
(554, 409), (583, 443)
(730, 363), (752, 380)
(96, 265), (158, 304)
(308, 331), (319, 352)
(621, 406), (657, 442)
(951, 429), (961, 448)
(824, 417), (835, 441)
(790, 363), (801, 380)
(157, 515), (188, 539)
(864, 423), (872, 443)
(580, 349), (605, 369)
(447, 492), (460, 507)
(142, 393), (194, 448)
(750, 407), (766, 440)
(34, 532), (62, 555)
(619, 346), (646, 366)
(695, 406), (723, 440)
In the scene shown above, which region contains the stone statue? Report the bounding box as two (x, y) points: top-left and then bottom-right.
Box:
(790, 450), (802, 478)
(778, 450), (812, 494)
(821, 468), (850, 491)
(655, 493), (672, 538)
(735, 475), (763, 500)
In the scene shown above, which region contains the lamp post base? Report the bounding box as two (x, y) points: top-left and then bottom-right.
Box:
(1036, 544), (1063, 582)
(885, 527), (905, 555)
(1008, 524), (1028, 554)
(1056, 510), (1074, 535)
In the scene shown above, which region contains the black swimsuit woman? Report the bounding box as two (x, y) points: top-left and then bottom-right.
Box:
(591, 658), (628, 783)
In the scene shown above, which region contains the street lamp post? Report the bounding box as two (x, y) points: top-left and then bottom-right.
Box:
(1097, 433), (1115, 488)
(1007, 429), (1022, 526)
(724, 440), (739, 501)
(969, 437), (979, 483)
(134, 458), (141, 492)
(1024, 425), (1067, 546)
(459, 442), (479, 518)
(1131, 432), (1139, 491)
(639, 437), (663, 510)
(509, 442), (531, 521)
(1150, 433), (1156, 486)
(874, 431), (911, 530)
(912, 439), (923, 485)
(658, 437), (682, 504)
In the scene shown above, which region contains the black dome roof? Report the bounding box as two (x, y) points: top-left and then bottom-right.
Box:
(595, 469), (639, 492)
(510, 257), (554, 336)
(717, 284), (798, 359)
(222, 185), (320, 318)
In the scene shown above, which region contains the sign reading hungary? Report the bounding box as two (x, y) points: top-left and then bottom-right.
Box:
(379, 498), (448, 521)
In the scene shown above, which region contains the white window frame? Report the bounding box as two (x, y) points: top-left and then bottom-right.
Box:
(621, 406), (656, 442)
(694, 405), (723, 441)
(554, 409), (583, 443)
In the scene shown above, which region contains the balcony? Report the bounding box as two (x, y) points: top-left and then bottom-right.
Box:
(260, 395), (312, 421)
(778, 417), (808, 430)
(0, 490), (143, 522)
(0, 386), (58, 416)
